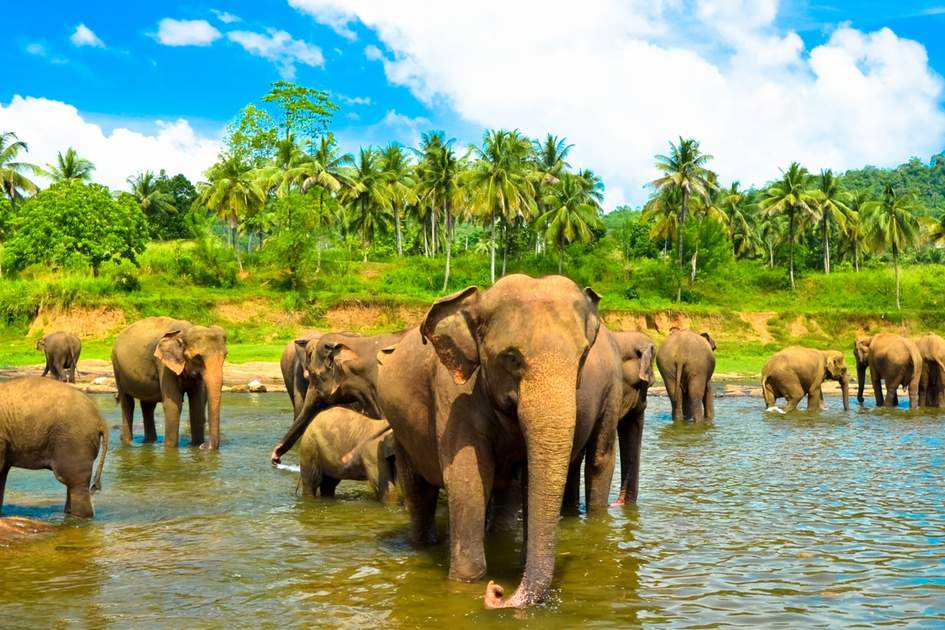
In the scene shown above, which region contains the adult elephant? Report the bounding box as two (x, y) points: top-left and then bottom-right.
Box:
(656, 329), (717, 422)
(915, 333), (945, 407)
(854, 333), (922, 408)
(280, 331), (321, 416)
(761, 346), (850, 412)
(111, 317), (227, 449)
(611, 331), (655, 505)
(37, 331), (82, 383)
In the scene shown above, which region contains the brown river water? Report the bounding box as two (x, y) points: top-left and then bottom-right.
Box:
(1, 392), (943, 628)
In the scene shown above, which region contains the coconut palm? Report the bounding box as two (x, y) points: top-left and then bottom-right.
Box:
(416, 139), (462, 290)
(719, 182), (756, 257)
(865, 184), (921, 310)
(0, 131), (39, 205)
(643, 187), (681, 254)
(344, 148), (391, 261)
(843, 190), (871, 272)
(127, 171), (176, 233)
(760, 162), (817, 290)
(198, 153), (266, 269)
(813, 169), (851, 274)
(530, 135), (573, 254)
(650, 137), (716, 301)
(539, 173), (603, 273)
(44, 147), (95, 182)
(379, 143), (416, 258)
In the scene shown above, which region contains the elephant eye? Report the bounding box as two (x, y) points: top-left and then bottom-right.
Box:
(500, 349), (524, 372)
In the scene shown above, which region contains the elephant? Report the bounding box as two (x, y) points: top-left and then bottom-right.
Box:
(0, 377), (108, 518)
(761, 346), (850, 412)
(656, 329), (717, 422)
(37, 331), (82, 383)
(111, 317), (227, 449)
(854, 333), (922, 408)
(280, 331), (321, 416)
(298, 406), (399, 504)
(915, 333), (945, 407)
(611, 331), (655, 505)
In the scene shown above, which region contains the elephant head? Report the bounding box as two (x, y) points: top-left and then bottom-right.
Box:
(421, 274), (600, 609)
(154, 325), (227, 449)
(854, 336), (873, 404)
(35, 338), (46, 352)
(823, 350), (850, 411)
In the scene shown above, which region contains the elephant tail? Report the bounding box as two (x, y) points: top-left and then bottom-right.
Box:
(90, 419), (109, 495)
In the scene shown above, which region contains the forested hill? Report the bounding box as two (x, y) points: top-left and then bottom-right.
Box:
(841, 153), (945, 212)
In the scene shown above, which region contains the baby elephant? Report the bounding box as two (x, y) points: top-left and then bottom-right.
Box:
(0, 377), (108, 518)
(762, 347), (850, 413)
(298, 407), (399, 504)
(37, 331), (82, 383)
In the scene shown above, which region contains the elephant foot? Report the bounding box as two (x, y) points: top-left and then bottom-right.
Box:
(484, 581), (532, 609)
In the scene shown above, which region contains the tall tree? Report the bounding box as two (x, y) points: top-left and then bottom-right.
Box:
(0, 131), (39, 206)
(127, 171), (176, 239)
(344, 148), (390, 261)
(379, 143), (416, 258)
(866, 184), (921, 310)
(813, 169), (851, 274)
(843, 190), (871, 272)
(198, 153), (265, 269)
(44, 147), (95, 182)
(261, 81), (339, 145)
(650, 138), (716, 301)
(760, 162), (817, 290)
(417, 139), (462, 290)
(719, 182), (756, 257)
(539, 173), (603, 273)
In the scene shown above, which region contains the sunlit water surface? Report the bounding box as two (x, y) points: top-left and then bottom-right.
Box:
(1, 393), (943, 628)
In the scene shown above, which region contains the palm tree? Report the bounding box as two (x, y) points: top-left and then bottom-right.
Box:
(866, 184), (921, 310)
(844, 190), (871, 272)
(650, 137), (716, 301)
(344, 148), (390, 261)
(813, 169), (851, 274)
(643, 187), (681, 254)
(719, 182), (756, 257)
(466, 129), (536, 284)
(379, 143), (416, 258)
(44, 147), (95, 182)
(416, 140), (462, 290)
(539, 173), (603, 273)
(0, 131), (39, 205)
(198, 153), (266, 270)
(760, 162), (817, 290)
(531, 135), (573, 254)
(127, 171), (176, 233)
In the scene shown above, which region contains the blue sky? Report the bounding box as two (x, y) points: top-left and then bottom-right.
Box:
(2, 1), (944, 206)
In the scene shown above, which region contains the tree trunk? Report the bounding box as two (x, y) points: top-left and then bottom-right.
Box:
(230, 216), (243, 272)
(442, 203), (452, 293)
(490, 210), (497, 285)
(430, 206), (437, 256)
(395, 203), (403, 257)
(823, 216), (830, 274)
(558, 236), (564, 274)
(502, 222), (508, 277)
(894, 246), (901, 310)
(788, 210), (796, 291)
(854, 243), (860, 272)
(767, 240), (774, 268)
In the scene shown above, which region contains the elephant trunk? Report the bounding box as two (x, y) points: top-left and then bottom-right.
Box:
(839, 374), (850, 411)
(204, 355), (225, 449)
(485, 358), (577, 609)
(856, 360), (867, 404)
(271, 382), (324, 464)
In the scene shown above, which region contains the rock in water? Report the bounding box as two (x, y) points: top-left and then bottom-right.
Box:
(248, 379), (267, 393)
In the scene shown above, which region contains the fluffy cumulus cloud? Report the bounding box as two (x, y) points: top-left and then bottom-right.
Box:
(0, 96), (222, 191)
(289, 0), (945, 206)
(211, 9), (241, 24)
(227, 29), (324, 79)
(70, 24), (105, 48)
(156, 18), (222, 47)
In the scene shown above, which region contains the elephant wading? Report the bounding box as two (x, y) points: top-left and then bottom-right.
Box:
(761, 346), (850, 412)
(111, 317), (227, 449)
(915, 333), (945, 407)
(280, 331), (321, 416)
(854, 333), (922, 408)
(0, 377), (108, 518)
(656, 329), (716, 422)
(611, 331), (655, 505)
(298, 407), (398, 504)
(37, 331), (82, 383)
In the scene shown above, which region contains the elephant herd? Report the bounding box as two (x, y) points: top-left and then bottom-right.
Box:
(1, 273), (942, 611)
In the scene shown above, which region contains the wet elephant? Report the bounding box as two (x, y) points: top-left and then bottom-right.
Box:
(915, 333), (945, 407)
(761, 346), (850, 412)
(612, 331), (655, 505)
(280, 331), (321, 416)
(656, 329), (716, 422)
(111, 317), (227, 449)
(0, 377), (108, 518)
(37, 331), (82, 383)
(854, 333), (921, 408)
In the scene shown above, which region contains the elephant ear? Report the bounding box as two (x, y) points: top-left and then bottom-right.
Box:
(155, 330), (186, 375)
(701, 332), (717, 351)
(326, 342), (359, 369)
(421, 286), (481, 385)
(294, 334), (321, 375)
(583, 287), (602, 346)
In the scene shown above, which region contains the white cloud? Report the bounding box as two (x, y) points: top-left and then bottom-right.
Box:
(156, 18), (221, 47)
(227, 29), (324, 79)
(290, 0), (945, 207)
(338, 94), (371, 106)
(70, 23), (104, 48)
(25, 42), (68, 64)
(211, 9), (241, 24)
(0, 96), (223, 191)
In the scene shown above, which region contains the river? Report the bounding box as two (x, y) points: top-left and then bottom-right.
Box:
(1, 393), (943, 628)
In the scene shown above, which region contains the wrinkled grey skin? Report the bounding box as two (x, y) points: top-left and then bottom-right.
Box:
(611, 331), (655, 505)
(280, 332), (321, 417)
(854, 333), (922, 408)
(761, 347), (850, 412)
(656, 329), (717, 422)
(111, 317), (227, 449)
(298, 406), (399, 505)
(37, 331), (82, 383)
(915, 333), (945, 407)
(0, 377), (108, 518)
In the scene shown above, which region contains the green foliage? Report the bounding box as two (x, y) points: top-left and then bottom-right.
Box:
(3, 181), (148, 273)
(262, 81), (339, 144)
(258, 191), (322, 289)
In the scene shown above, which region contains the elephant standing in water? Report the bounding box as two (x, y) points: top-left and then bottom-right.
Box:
(611, 331), (655, 505)
(111, 317), (227, 449)
(761, 347), (850, 412)
(656, 329), (716, 422)
(854, 333), (922, 408)
(280, 331), (321, 416)
(915, 333), (945, 407)
(0, 378), (108, 518)
(37, 331), (82, 383)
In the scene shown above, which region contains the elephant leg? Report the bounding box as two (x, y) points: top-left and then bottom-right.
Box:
(806, 386), (824, 411)
(870, 367), (884, 407)
(488, 480), (521, 532)
(884, 376), (902, 407)
(762, 382), (778, 409)
(54, 460), (94, 518)
(300, 457), (319, 498)
(141, 401), (158, 443)
(395, 442), (438, 545)
(41, 360), (50, 378)
(377, 454), (399, 506)
(443, 443), (493, 582)
(118, 392), (135, 445)
(0, 458), (9, 514)
(614, 410), (644, 506)
(319, 476), (340, 498)
(704, 380), (715, 421)
(187, 387), (207, 447)
(919, 367), (929, 407)
(561, 456), (582, 515)
(161, 386), (184, 449)
(667, 378), (684, 423)
(687, 375), (707, 422)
